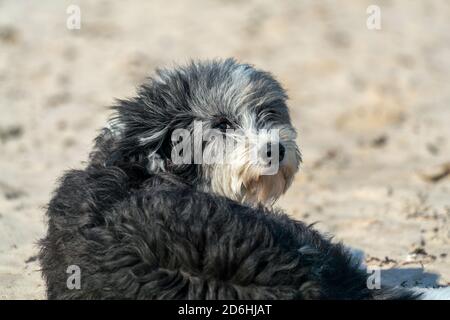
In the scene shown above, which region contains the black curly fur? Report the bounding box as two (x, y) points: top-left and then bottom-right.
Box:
(40, 164), (419, 299)
(39, 59), (420, 300)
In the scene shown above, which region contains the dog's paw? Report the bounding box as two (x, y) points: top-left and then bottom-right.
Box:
(414, 287), (450, 300)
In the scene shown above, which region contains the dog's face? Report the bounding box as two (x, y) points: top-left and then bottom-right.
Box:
(108, 59), (301, 206)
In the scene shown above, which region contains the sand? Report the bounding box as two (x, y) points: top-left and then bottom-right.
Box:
(0, 0), (449, 299)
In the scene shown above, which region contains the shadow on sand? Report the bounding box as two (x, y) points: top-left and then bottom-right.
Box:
(349, 247), (443, 288)
(380, 268), (441, 288)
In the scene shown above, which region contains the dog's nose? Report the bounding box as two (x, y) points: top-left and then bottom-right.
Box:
(266, 142), (285, 162)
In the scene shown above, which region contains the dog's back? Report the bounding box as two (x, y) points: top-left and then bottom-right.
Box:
(39, 164), (418, 299)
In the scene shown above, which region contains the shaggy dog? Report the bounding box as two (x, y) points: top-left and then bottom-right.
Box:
(39, 59), (446, 299)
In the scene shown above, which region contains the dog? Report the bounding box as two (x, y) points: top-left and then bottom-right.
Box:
(39, 58), (448, 299)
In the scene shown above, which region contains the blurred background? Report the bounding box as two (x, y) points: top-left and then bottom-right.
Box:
(0, 0), (449, 299)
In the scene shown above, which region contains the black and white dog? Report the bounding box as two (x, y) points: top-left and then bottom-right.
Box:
(39, 59), (448, 299)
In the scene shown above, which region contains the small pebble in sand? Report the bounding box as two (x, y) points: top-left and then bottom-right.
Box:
(418, 162), (450, 183)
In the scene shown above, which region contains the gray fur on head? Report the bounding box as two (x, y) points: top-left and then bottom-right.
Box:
(97, 58), (301, 206)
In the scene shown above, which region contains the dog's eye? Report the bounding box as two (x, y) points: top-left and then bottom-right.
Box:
(213, 118), (233, 132)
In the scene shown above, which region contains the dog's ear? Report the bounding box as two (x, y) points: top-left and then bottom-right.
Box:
(93, 73), (190, 174)
(93, 102), (174, 175)
(89, 123), (123, 167)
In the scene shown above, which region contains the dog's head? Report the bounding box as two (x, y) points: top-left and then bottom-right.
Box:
(104, 59), (301, 206)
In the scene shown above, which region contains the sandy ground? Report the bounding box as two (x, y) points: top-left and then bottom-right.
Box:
(0, 0), (449, 299)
